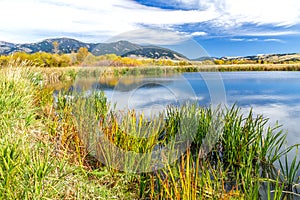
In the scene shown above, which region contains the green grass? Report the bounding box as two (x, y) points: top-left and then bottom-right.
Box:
(0, 63), (299, 199)
(0, 63), (138, 199)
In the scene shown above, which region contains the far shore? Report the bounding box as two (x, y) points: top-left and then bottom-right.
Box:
(3, 63), (300, 76)
(28, 63), (300, 72)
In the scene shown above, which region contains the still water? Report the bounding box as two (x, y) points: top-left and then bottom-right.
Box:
(75, 71), (300, 169)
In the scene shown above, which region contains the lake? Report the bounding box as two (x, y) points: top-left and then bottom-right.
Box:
(73, 71), (300, 174)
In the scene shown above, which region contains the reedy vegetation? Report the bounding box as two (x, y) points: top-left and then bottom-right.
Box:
(0, 62), (136, 199)
(0, 62), (299, 199)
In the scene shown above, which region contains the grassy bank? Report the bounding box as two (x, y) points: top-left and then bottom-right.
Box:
(0, 63), (137, 199)
(0, 64), (299, 199)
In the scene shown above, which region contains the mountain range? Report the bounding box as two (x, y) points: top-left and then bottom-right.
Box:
(1, 38), (299, 62)
(0, 38), (187, 60)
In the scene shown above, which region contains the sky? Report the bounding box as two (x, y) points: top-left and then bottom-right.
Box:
(0, 0), (300, 57)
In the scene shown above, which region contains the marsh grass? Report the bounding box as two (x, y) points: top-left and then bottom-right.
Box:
(1, 63), (300, 199)
(0, 64), (138, 199)
(215, 64), (300, 72)
(159, 106), (299, 199)
(278, 148), (300, 198)
(58, 87), (299, 199)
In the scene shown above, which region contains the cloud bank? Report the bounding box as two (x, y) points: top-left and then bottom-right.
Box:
(0, 0), (299, 43)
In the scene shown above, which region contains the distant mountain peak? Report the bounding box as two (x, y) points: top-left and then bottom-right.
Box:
(123, 46), (187, 60)
(0, 38), (187, 60)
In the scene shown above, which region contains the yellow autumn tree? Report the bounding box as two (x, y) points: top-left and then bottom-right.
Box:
(76, 47), (89, 64)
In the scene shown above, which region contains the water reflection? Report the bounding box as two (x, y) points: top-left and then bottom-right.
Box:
(73, 71), (300, 173)
(216, 72), (300, 149)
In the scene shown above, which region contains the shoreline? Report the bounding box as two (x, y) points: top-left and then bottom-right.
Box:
(32, 63), (300, 72)
(2, 62), (300, 72)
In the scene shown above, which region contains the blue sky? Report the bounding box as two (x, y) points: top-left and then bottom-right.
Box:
(0, 0), (300, 57)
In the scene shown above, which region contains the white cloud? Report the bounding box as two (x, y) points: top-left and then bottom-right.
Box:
(245, 31), (300, 36)
(0, 0), (300, 43)
(230, 38), (245, 42)
(264, 39), (285, 43)
(222, 0), (300, 26)
(106, 28), (190, 45)
(229, 38), (258, 42)
(181, 0), (300, 27)
(230, 38), (286, 43)
(247, 38), (258, 42)
(0, 0), (218, 43)
(190, 31), (208, 36)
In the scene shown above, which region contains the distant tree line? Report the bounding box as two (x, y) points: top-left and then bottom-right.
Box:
(0, 52), (72, 67)
(213, 58), (300, 65)
(0, 46), (191, 68)
(1, 41), (299, 67)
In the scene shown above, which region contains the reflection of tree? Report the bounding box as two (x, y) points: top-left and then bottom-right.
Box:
(92, 77), (174, 92)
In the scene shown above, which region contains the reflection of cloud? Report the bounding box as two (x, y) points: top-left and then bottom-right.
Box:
(239, 103), (300, 147)
(107, 87), (203, 117)
(227, 94), (300, 102)
(102, 75), (199, 117)
(239, 103), (300, 178)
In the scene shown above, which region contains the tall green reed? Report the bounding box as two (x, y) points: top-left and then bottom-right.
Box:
(0, 63), (134, 199)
